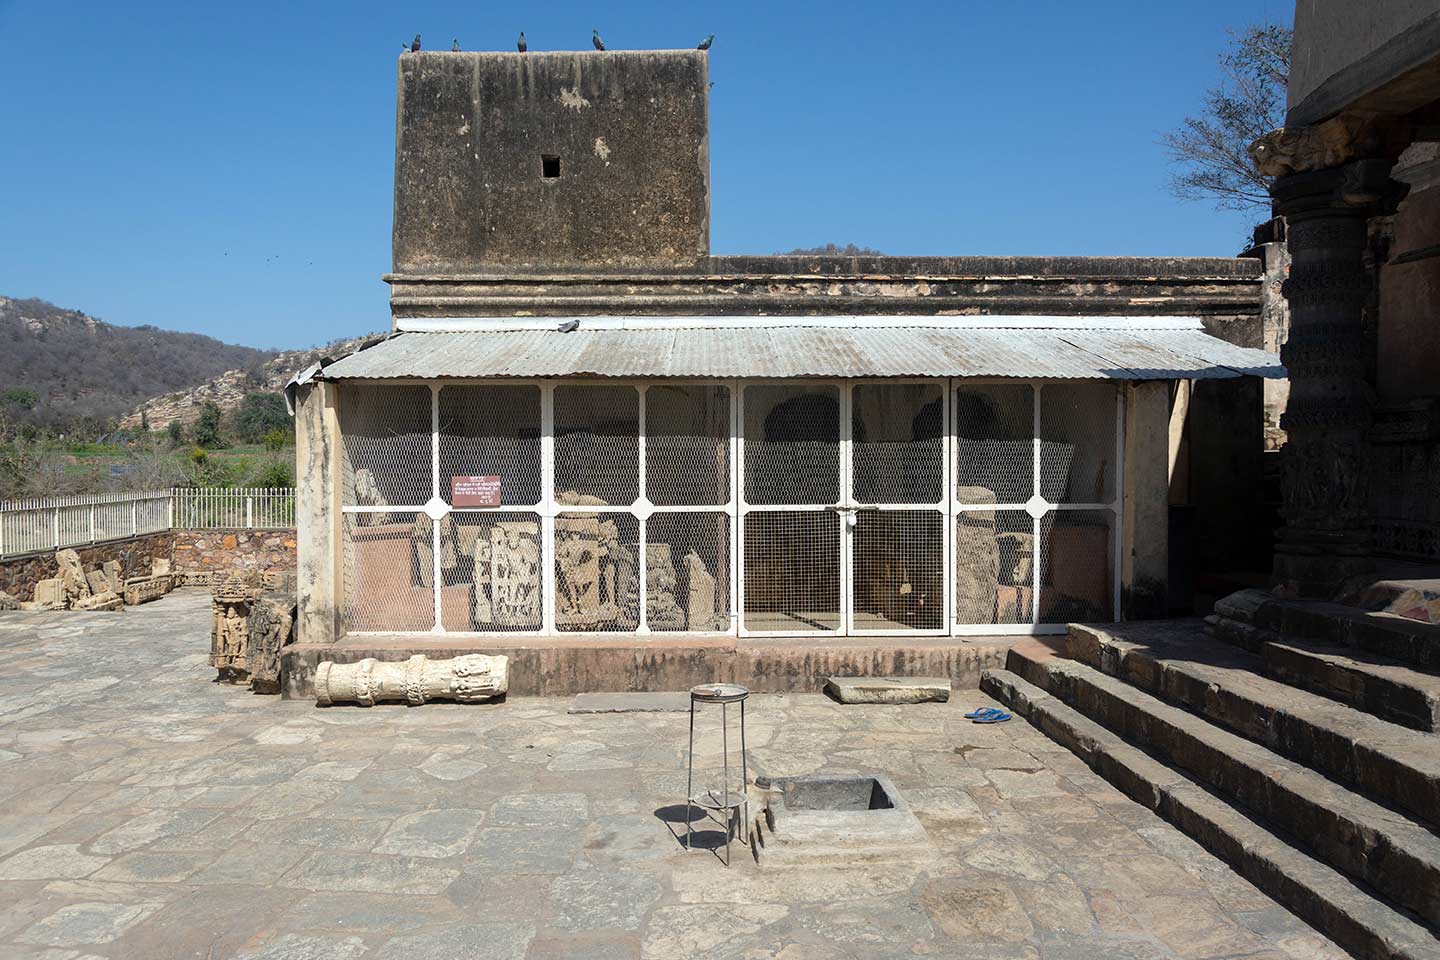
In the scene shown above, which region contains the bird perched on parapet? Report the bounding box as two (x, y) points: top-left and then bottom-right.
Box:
(410, 34), (421, 52)
(452, 38), (460, 51)
(697, 34), (713, 50)
(557, 319), (580, 333)
(592, 29), (605, 50)
(517, 32), (527, 52)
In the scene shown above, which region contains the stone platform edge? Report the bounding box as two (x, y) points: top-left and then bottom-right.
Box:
(279, 635), (1019, 700)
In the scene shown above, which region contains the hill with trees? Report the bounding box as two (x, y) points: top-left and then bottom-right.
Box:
(0, 296), (277, 436)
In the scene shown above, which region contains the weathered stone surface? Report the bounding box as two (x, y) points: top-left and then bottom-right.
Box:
(982, 665), (1440, 960)
(394, 51), (710, 273)
(314, 654), (508, 706)
(567, 692), (690, 714)
(1001, 641), (1440, 928)
(824, 676), (951, 704)
(0, 588), (18, 610)
(0, 590), (1346, 959)
(1067, 621), (1440, 831)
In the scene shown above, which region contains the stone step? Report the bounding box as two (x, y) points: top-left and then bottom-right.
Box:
(1001, 642), (1440, 930)
(1217, 589), (1440, 672)
(1065, 622), (1440, 829)
(1207, 613), (1440, 731)
(980, 667), (1440, 960)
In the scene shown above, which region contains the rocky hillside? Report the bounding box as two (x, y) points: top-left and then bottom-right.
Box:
(119, 335), (379, 430)
(0, 297), (278, 432)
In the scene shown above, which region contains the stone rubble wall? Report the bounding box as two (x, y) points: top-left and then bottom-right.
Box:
(1, 527), (299, 600)
(171, 529), (298, 586)
(0, 533), (174, 602)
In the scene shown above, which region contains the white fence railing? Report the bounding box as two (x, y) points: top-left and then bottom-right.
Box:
(0, 488), (296, 559)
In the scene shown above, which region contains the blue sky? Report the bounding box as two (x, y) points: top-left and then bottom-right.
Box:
(0, 0), (1290, 351)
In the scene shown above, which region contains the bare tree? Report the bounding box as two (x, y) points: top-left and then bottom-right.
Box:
(1162, 23), (1292, 211)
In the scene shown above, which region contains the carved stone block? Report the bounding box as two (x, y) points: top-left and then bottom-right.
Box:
(123, 575), (172, 606)
(645, 542), (685, 629)
(85, 568), (110, 596)
(315, 654), (509, 706)
(247, 595), (295, 694)
(32, 578), (66, 609)
(490, 521), (540, 627)
(151, 557), (172, 576)
(56, 549), (91, 603)
(102, 560), (125, 595)
(211, 573), (257, 680)
(0, 589), (19, 611)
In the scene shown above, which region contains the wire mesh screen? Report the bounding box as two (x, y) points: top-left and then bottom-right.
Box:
(554, 512), (640, 632)
(1039, 509), (1115, 623)
(554, 385), (639, 507)
(853, 510), (944, 630)
(646, 512), (731, 631)
(956, 509), (1035, 625)
(743, 385), (840, 505)
(438, 385), (542, 507)
(340, 384), (433, 508)
(442, 512), (544, 632)
(852, 384), (944, 505)
(646, 384), (731, 506)
(342, 511), (436, 632)
(743, 511), (840, 631)
(955, 384), (1034, 506)
(1039, 383), (1117, 505)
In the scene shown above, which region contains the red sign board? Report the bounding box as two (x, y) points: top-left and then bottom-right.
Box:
(451, 475), (502, 507)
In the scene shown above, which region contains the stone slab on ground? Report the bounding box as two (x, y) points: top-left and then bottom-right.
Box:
(824, 676), (952, 704)
(567, 692), (691, 714)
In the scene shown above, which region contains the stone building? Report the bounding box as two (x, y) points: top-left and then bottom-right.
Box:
(1252, 0), (1440, 595)
(283, 49), (1281, 694)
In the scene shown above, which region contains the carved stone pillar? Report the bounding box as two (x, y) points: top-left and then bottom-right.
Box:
(1271, 160), (1393, 596)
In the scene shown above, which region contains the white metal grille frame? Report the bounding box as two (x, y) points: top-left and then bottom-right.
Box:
(334, 378), (1124, 638)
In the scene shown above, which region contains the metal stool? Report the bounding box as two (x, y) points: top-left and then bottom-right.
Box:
(685, 682), (750, 865)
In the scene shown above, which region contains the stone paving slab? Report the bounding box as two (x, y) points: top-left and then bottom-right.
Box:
(568, 693), (692, 714)
(0, 590), (1348, 959)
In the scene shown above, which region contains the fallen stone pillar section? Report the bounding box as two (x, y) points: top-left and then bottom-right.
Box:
(315, 654), (509, 706)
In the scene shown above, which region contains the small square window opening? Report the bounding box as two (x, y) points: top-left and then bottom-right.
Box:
(541, 155), (561, 179)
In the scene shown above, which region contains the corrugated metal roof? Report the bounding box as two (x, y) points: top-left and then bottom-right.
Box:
(313, 321), (1284, 382)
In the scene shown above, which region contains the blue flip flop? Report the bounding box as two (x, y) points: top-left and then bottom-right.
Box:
(973, 710), (1012, 724)
(964, 706), (1002, 720)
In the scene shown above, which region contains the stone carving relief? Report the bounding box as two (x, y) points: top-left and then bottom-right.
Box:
(645, 542), (685, 629)
(488, 521), (541, 627)
(209, 571), (295, 691)
(315, 654), (509, 706)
